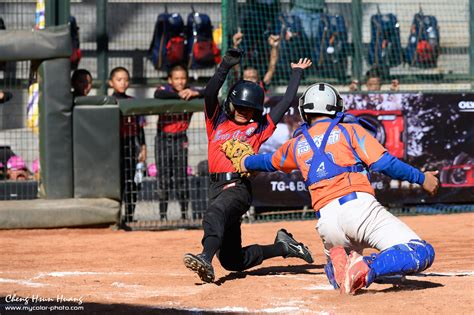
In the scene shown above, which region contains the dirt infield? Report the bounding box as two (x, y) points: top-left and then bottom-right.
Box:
(0, 213), (473, 314)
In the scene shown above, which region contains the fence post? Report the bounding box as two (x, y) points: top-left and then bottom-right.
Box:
(470, 0), (474, 87)
(351, 0), (363, 83)
(97, 0), (109, 95)
(45, 0), (70, 26)
(221, 0), (230, 95)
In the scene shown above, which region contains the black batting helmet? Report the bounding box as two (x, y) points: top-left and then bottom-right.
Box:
(224, 80), (264, 119)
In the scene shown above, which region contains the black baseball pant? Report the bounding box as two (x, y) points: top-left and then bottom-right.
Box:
(202, 178), (265, 271)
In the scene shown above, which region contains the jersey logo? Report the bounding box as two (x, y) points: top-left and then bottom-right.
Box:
(245, 127), (256, 137)
(316, 161), (328, 178)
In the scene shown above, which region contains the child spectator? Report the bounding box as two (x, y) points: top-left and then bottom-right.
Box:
(6, 155), (29, 181)
(154, 64), (204, 220)
(232, 31), (281, 98)
(0, 90), (13, 104)
(109, 66), (147, 225)
(71, 69), (93, 98)
(348, 67), (402, 111)
(349, 67), (400, 92)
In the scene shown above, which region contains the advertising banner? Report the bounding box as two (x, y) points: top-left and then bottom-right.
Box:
(251, 93), (474, 208)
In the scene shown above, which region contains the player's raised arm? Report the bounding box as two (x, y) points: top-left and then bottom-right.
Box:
(268, 58), (312, 124)
(204, 48), (243, 119)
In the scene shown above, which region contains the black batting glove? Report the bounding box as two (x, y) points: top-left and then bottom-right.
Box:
(222, 48), (244, 68)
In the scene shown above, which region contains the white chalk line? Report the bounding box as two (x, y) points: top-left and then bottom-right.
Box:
(2, 269), (473, 314)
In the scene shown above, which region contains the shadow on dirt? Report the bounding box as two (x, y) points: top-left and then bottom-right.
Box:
(356, 278), (444, 295)
(214, 263), (324, 285)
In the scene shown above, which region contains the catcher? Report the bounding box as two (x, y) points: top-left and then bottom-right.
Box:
(183, 48), (313, 283)
(223, 83), (439, 294)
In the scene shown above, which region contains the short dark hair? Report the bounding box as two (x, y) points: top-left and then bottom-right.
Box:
(243, 66), (258, 72)
(71, 69), (92, 83)
(109, 66), (130, 80)
(167, 64), (188, 78)
(365, 67), (381, 81)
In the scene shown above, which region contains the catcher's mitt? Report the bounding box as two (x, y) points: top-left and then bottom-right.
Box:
(221, 139), (255, 176)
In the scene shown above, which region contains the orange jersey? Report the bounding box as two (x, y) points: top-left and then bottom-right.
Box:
(271, 121), (386, 210)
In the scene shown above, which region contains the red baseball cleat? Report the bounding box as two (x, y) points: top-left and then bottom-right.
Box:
(341, 251), (370, 294)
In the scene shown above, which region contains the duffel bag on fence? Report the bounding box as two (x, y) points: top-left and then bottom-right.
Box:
(368, 10), (403, 69)
(149, 12), (186, 70)
(405, 9), (440, 68)
(186, 10), (221, 69)
(314, 13), (349, 79)
(275, 14), (311, 77)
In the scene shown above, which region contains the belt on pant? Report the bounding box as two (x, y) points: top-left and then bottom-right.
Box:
(316, 192), (358, 219)
(209, 172), (241, 182)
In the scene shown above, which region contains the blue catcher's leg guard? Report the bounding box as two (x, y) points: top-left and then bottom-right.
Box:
(364, 239), (435, 286)
(324, 261), (339, 289)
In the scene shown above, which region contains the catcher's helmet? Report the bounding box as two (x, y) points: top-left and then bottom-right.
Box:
(299, 83), (344, 123)
(224, 80), (264, 119)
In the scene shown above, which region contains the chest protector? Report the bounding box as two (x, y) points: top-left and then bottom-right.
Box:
(297, 112), (370, 186)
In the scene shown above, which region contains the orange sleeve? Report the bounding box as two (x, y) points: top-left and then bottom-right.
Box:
(271, 138), (299, 173)
(349, 124), (387, 166)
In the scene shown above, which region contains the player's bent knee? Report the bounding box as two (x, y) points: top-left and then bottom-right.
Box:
(218, 254), (245, 272)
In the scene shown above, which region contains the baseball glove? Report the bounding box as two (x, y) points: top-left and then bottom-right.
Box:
(221, 139), (255, 176)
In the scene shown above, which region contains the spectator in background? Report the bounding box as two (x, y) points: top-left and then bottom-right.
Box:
(0, 90), (13, 104)
(232, 31), (281, 100)
(234, 31), (285, 154)
(347, 67), (402, 111)
(71, 69), (92, 98)
(109, 66), (147, 225)
(6, 156), (30, 181)
(154, 64), (203, 220)
(349, 68), (400, 92)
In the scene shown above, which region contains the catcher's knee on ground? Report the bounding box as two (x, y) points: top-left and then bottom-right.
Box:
(365, 239), (435, 285)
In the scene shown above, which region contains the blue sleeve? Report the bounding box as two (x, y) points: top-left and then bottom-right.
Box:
(370, 152), (425, 185)
(244, 153), (277, 172)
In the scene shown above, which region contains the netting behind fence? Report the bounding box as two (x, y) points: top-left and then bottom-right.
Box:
(71, 1), (222, 86)
(120, 111), (209, 228)
(225, 0), (470, 91)
(0, 1), (39, 199)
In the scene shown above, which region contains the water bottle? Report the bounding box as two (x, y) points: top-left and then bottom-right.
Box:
(134, 162), (144, 184)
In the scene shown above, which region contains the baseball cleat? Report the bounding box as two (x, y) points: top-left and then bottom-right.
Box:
(183, 253), (215, 283)
(275, 229), (314, 263)
(329, 246), (348, 288)
(341, 251), (370, 294)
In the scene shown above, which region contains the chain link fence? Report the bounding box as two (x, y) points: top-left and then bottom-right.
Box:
(1, 1), (473, 230)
